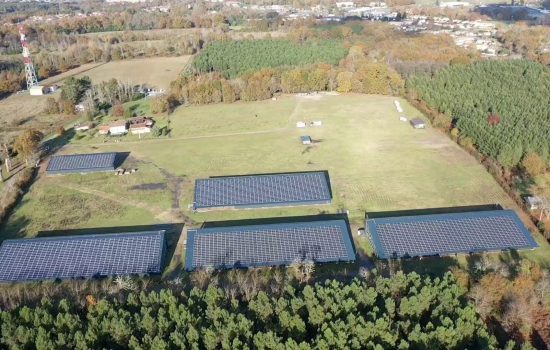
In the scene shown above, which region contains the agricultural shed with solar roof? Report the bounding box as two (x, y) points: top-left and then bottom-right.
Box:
(193, 171), (332, 210)
(366, 209), (537, 259)
(0, 231), (166, 283)
(185, 219), (355, 270)
(46, 152), (119, 174)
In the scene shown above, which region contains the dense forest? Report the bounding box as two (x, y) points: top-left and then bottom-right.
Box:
(407, 60), (550, 168)
(0, 272), (500, 349)
(192, 40), (348, 79)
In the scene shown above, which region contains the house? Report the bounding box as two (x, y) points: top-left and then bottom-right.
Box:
(130, 122), (152, 135)
(75, 122), (93, 131)
(109, 120), (128, 135)
(410, 118), (426, 129)
(129, 116), (154, 127)
(526, 196), (544, 210)
(296, 121), (306, 128)
(301, 136), (312, 145)
(29, 86), (45, 96)
(98, 125), (110, 135)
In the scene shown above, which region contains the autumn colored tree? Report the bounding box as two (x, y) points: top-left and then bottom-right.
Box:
(522, 153), (546, 177)
(112, 103), (124, 117)
(13, 129), (44, 165)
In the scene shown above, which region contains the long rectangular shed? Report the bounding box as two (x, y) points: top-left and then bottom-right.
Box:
(366, 209), (537, 259)
(193, 171), (332, 210)
(46, 152), (119, 174)
(0, 231), (166, 283)
(186, 219), (355, 270)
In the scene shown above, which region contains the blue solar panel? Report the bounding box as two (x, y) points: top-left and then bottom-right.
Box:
(0, 231), (165, 282)
(366, 210), (537, 259)
(194, 172), (332, 210)
(186, 220), (355, 270)
(47, 152), (118, 174)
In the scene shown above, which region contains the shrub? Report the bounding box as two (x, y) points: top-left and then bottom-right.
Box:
(522, 153), (546, 177)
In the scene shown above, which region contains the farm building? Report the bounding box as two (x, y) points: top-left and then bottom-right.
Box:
(0, 231), (166, 282)
(46, 152), (120, 174)
(410, 118), (426, 129)
(75, 122), (93, 131)
(193, 171), (332, 210)
(301, 136), (312, 145)
(296, 121), (306, 128)
(312, 121), (323, 126)
(109, 120), (128, 135)
(98, 125), (110, 135)
(185, 219), (355, 271)
(29, 86), (45, 96)
(365, 209), (537, 259)
(129, 117), (154, 134)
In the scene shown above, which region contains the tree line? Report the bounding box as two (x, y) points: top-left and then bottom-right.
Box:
(192, 39), (348, 79)
(164, 41), (404, 109)
(407, 60), (550, 169)
(0, 272), (500, 349)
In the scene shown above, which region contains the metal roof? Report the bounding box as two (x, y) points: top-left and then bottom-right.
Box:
(193, 172), (332, 210)
(367, 210), (537, 259)
(186, 219), (355, 270)
(301, 136), (311, 141)
(46, 152), (118, 174)
(0, 231), (165, 282)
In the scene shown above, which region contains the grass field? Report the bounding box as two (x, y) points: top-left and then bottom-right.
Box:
(3, 93), (549, 267)
(66, 56), (191, 89)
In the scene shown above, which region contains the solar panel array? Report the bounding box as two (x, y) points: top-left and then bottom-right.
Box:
(47, 152), (118, 174)
(367, 210), (537, 259)
(194, 172), (332, 210)
(186, 220), (355, 270)
(0, 231), (165, 282)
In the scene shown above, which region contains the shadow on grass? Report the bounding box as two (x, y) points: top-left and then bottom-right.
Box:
(366, 204), (503, 219)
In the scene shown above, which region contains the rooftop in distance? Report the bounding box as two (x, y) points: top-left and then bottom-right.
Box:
(46, 152), (121, 174)
(0, 230), (165, 282)
(185, 219), (355, 270)
(366, 209), (537, 259)
(193, 171), (332, 210)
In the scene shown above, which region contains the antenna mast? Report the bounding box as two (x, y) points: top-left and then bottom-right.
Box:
(19, 25), (39, 90)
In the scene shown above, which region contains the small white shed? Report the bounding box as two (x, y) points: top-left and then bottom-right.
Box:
(296, 121), (306, 128)
(29, 86), (45, 96)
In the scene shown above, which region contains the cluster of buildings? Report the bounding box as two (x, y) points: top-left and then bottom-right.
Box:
(393, 16), (505, 56)
(85, 116), (155, 136)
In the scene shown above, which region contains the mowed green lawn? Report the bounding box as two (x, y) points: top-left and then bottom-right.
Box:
(3, 93), (548, 266)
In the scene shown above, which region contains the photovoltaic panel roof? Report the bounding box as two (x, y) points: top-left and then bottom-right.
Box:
(366, 210), (537, 259)
(46, 152), (118, 174)
(193, 172), (332, 210)
(186, 219), (355, 270)
(0, 231), (165, 282)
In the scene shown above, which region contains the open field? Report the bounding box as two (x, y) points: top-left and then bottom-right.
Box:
(66, 56), (191, 89)
(0, 91), (65, 144)
(3, 93), (548, 266)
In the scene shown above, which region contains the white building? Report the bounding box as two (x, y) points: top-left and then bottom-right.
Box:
(29, 86), (45, 96)
(109, 120), (128, 135)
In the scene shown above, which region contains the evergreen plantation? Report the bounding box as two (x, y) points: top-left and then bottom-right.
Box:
(0, 272), (497, 349)
(407, 60), (550, 167)
(192, 40), (348, 79)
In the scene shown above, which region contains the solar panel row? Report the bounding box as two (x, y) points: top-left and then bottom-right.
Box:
(193, 172), (332, 210)
(186, 220), (355, 270)
(47, 152), (118, 174)
(0, 231), (166, 283)
(366, 210), (537, 259)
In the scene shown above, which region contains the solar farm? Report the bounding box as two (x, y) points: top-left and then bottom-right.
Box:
(0, 231), (165, 282)
(2, 94), (548, 274)
(47, 152), (119, 174)
(193, 172), (332, 210)
(366, 209), (538, 259)
(186, 219), (355, 270)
